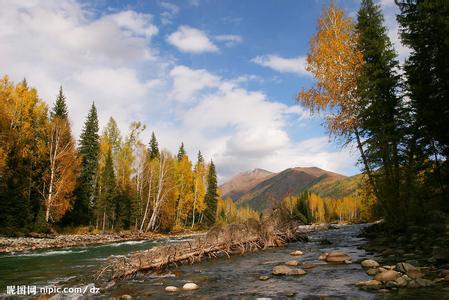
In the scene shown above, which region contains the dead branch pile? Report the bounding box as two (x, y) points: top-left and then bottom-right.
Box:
(96, 211), (307, 282)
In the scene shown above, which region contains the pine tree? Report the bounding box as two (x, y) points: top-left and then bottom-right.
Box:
(355, 0), (403, 226)
(203, 160), (218, 226)
(396, 0), (449, 211)
(66, 103), (100, 225)
(197, 150), (204, 164)
(177, 142), (186, 161)
(148, 132), (159, 160)
(51, 86), (68, 119)
(98, 149), (116, 231)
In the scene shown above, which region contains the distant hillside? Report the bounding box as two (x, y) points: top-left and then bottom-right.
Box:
(224, 167), (348, 211)
(221, 168), (275, 201)
(308, 174), (363, 199)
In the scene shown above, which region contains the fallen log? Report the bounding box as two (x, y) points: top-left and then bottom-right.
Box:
(95, 211), (308, 283)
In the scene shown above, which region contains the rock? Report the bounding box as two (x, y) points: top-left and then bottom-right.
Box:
(182, 283), (199, 291)
(259, 275), (270, 281)
(319, 238), (332, 245)
(378, 267), (387, 273)
(302, 262), (316, 269)
(396, 262), (417, 274)
(272, 265), (306, 275)
(318, 253), (328, 261)
(395, 276), (408, 287)
(367, 268), (378, 276)
(356, 280), (381, 289)
(382, 265), (393, 270)
(406, 269), (424, 279)
(385, 281), (398, 289)
(407, 280), (420, 288)
(119, 295), (132, 300)
(415, 278), (434, 287)
(290, 250), (304, 256)
(165, 286), (179, 292)
(378, 289), (390, 293)
(374, 270), (401, 282)
(285, 260), (300, 266)
(361, 259), (379, 269)
(325, 251), (352, 264)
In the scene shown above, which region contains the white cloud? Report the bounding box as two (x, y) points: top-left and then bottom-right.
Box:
(214, 34), (243, 47)
(0, 0), (356, 182)
(169, 65), (220, 102)
(252, 55), (310, 76)
(167, 26), (219, 53)
(159, 2), (180, 25)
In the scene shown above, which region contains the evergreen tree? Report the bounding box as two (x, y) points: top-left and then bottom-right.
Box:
(66, 103), (100, 225)
(98, 149), (117, 231)
(51, 86), (68, 119)
(203, 160), (218, 225)
(197, 150), (204, 164)
(356, 0), (403, 225)
(177, 142), (186, 161)
(148, 132), (159, 160)
(396, 0), (449, 210)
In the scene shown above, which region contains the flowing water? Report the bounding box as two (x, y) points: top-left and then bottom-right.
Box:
(1, 225), (448, 299)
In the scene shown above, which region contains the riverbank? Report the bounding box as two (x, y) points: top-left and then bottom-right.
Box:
(0, 230), (204, 254)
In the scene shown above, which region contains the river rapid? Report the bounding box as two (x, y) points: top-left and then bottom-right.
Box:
(1, 224), (448, 299)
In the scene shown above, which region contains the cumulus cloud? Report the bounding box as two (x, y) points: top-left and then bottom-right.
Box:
(167, 26), (219, 53)
(169, 65), (220, 102)
(0, 0), (356, 181)
(159, 2), (180, 25)
(252, 55), (310, 76)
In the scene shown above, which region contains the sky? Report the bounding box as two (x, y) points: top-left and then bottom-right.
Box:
(0, 0), (408, 182)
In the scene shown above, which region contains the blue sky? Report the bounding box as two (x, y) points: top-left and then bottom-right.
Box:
(0, 0), (407, 181)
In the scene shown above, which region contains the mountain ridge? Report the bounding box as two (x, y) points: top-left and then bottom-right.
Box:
(221, 166), (358, 211)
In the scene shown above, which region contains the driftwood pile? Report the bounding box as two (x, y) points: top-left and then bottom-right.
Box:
(96, 211), (307, 282)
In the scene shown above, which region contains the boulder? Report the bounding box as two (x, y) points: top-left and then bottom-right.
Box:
(302, 262), (316, 269)
(374, 270), (401, 282)
(290, 250), (304, 256)
(415, 278), (434, 287)
(361, 259), (379, 269)
(356, 280), (381, 289)
(325, 251), (352, 264)
(406, 269), (424, 279)
(367, 268), (378, 276)
(182, 283), (199, 291)
(165, 286), (179, 292)
(318, 253), (328, 261)
(396, 262), (417, 274)
(272, 265), (306, 276)
(285, 260), (300, 266)
(395, 276), (408, 287)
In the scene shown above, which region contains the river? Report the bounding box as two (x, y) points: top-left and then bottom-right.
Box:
(1, 224), (448, 299)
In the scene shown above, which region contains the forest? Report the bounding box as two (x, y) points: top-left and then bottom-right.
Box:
(0, 81), (263, 236)
(297, 0), (448, 230)
(1, 0), (448, 237)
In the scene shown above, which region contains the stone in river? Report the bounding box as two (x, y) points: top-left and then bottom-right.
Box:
(395, 276), (408, 287)
(374, 270), (401, 282)
(290, 250), (304, 256)
(396, 262), (417, 274)
(119, 295), (132, 300)
(318, 253), (328, 260)
(165, 286), (179, 292)
(356, 279), (381, 289)
(259, 275), (270, 281)
(285, 260), (301, 266)
(415, 278), (434, 287)
(272, 265), (306, 275)
(406, 269), (424, 279)
(367, 268), (378, 276)
(182, 283), (199, 290)
(325, 251), (352, 264)
(361, 259), (380, 268)
(302, 262), (316, 269)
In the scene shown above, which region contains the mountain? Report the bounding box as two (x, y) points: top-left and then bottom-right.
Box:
(222, 167), (359, 211)
(221, 168), (275, 201)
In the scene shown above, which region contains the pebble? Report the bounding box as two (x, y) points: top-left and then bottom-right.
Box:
(182, 283), (199, 291)
(259, 275), (270, 281)
(290, 250), (304, 256)
(165, 286), (179, 292)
